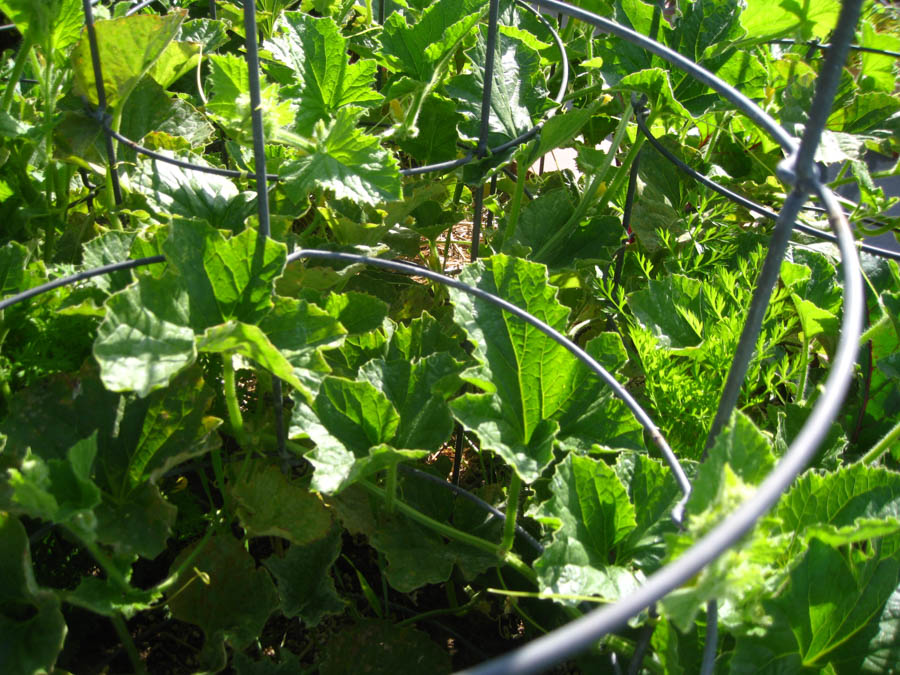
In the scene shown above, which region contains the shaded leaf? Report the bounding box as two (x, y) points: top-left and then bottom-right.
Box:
(0, 514), (66, 675)
(320, 620), (451, 675)
(168, 534), (279, 655)
(232, 463), (332, 545)
(93, 273), (196, 397)
(263, 525), (344, 625)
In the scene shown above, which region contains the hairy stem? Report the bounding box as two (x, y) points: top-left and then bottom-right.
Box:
(501, 472), (522, 552)
(111, 613), (147, 675)
(0, 34), (33, 113)
(384, 463), (398, 513)
(860, 419), (900, 465)
(359, 479), (537, 585)
(534, 101), (635, 262)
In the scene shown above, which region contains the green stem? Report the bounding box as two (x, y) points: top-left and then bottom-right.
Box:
(1, 34), (33, 113)
(154, 527), (215, 595)
(359, 479), (537, 585)
(795, 336), (810, 404)
(501, 472), (522, 553)
(703, 111), (732, 163)
(111, 613), (147, 675)
(384, 464), (398, 513)
(501, 157), (528, 251)
(74, 533), (131, 593)
(860, 419), (900, 465)
(222, 355), (247, 448)
(561, 82), (607, 104)
(395, 590), (483, 628)
(534, 102), (636, 262)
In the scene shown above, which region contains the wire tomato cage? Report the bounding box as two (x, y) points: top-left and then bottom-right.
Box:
(0, 0), (884, 672)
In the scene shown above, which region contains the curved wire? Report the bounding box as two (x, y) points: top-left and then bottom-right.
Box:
(285, 248), (693, 500)
(530, 0), (797, 153)
(0, 256), (166, 312)
(459, 172), (864, 675)
(632, 107), (900, 262)
(458, 1), (865, 672)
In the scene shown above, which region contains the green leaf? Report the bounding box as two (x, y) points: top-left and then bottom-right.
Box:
(395, 95), (462, 164)
(791, 293), (839, 341)
(162, 219), (287, 331)
(281, 107), (402, 206)
(776, 463), (900, 560)
(0, 0), (82, 56)
(263, 525), (345, 625)
(614, 452), (682, 571)
(831, 579), (900, 674)
(94, 483), (177, 559)
(231, 463), (333, 545)
(259, 296), (347, 398)
(66, 575), (158, 618)
(197, 321), (307, 393)
(167, 534), (279, 661)
(289, 376), (426, 494)
(447, 28), (548, 147)
(359, 353), (463, 450)
(380, 0), (484, 83)
(531, 454), (638, 605)
(628, 274), (705, 350)
(319, 620), (451, 675)
(775, 538), (900, 669)
(265, 13), (382, 136)
(323, 291), (388, 335)
(8, 433), (102, 529)
(146, 40), (201, 90)
(860, 22), (900, 93)
(0, 514), (66, 675)
(233, 650), (303, 675)
(206, 52), (295, 143)
(134, 156), (256, 233)
(450, 256), (639, 481)
(122, 365), (221, 489)
(613, 68), (693, 120)
(72, 12), (187, 108)
(93, 273), (197, 397)
(82, 231), (137, 294)
(688, 411), (776, 517)
(740, 0), (840, 41)
(0, 241), (29, 296)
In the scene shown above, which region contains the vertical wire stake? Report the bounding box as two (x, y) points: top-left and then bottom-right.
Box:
(242, 0), (287, 467)
(81, 0), (122, 206)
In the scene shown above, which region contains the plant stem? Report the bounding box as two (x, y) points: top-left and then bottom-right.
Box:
(860, 419), (900, 465)
(222, 355), (247, 448)
(534, 102), (636, 262)
(501, 157), (528, 250)
(1, 34), (33, 113)
(359, 479), (537, 585)
(395, 590), (484, 628)
(795, 336), (810, 404)
(384, 464), (398, 513)
(111, 612), (147, 675)
(74, 532), (132, 593)
(501, 472), (522, 552)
